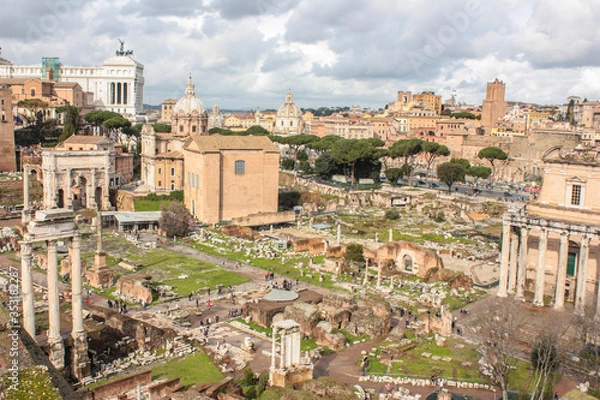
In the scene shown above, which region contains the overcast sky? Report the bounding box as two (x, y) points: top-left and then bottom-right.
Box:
(1, 0), (600, 109)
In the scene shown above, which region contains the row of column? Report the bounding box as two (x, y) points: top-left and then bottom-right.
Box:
(109, 82), (129, 105)
(498, 223), (592, 314)
(270, 325), (301, 371)
(20, 234), (89, 377)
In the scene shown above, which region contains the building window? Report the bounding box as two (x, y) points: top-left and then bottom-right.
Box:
(179, 125), (183, 132)
(170, 167), (175, 176)
(158, 168), (162, 175)
(192, 125), (197, 133)
(170, 181), (175, 190)
(30, 88), (35, 97)
(235, 160), (245, 175)
(403, 255), (413, 272)
(158, 180), (162, 187)
(570, 184), (582, 206)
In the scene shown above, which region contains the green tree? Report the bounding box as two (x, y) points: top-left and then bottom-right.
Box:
(450, 157), (471, 171)
(246, 125), (269, 135)
(385, 168), (403, 184)
(281, 158), (296, 171)
(16, 98), (49, 125)
(530, 331), (561, 400)
(422, 141), (450, 183)
(152, 123), (171, 132)
(478, 146), (508, 178)
(344, 243), (364, 269)
(388, 138), (423, 185)
(331, 139), (379, 184)
(298, 160), (311, 174)
(468, 165), (492, 184)
(307, 135), (344, 155)
(437, 162), (466, 193)
(158, 201), (193, 238)
(103, 114), (132, 142)
(314, 153), (339, 179)
(55, 105), (81, 142)
(296, 149), (308, 162)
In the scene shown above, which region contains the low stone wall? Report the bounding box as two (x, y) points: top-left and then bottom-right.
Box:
(148, 377), (183, 400)
(91, 370), (152, 399)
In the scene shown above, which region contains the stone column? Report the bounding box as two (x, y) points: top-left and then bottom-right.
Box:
(291, 328), (301, 365)
(279, 330), (286, 369)
(377, 261), (382, 286)
(497, 222), (511, 297)
(508, 232), (519, 293)
(65, 168), (72, 209)
(533, 228), (547, 306)
(20, 237), (35, 340)
(389, 228), (393, 242)
(575, 235), (590, 315)
(103, 161), (111, 210)
(89, 168), (97, 209)
(47, 240), (65, 370)
(23, 164), (30, 210)
(515, 227), (529, 300)
(271, 326), (277, 369)
(336, 224), (341, 245)
(363, 258), (369, 286)
(71, 233), (91, 380)
(553, 233), (569, 311)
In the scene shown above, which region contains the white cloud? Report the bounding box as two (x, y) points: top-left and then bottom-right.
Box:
(1, 0), (599, 108)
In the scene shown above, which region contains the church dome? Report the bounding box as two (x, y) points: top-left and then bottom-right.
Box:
(174, 75), (205, 115)
(277, 90), (302, 118)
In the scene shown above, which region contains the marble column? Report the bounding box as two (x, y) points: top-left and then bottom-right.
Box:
(20, 237), (35, 340)
(575, 236), (590, 315)
(533, 228), (547, 306)
(508, 232), (519, 293)
(47, 240), (65, 370)
(89, 168), (97, 209)
(389, 228), (393, 242)
(65, 168), (72, 209)
(515, 227), (529, 300)
(336, 224), (341, 245)
(271, 327), (277, 369)
(70, 233), (91, 380)
(363, 258), (369, 286)
(279, 331), (285, 369)
(497, 222), (511, 297)
(553, 233), (569, 311)
(377, 261), (382, 286)
(22, 165), (32, 224)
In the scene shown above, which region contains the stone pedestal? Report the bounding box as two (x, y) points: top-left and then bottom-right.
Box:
(71, 331), (91, 381)
(48, 338), (66, 371)
(86, 251), (114, 288)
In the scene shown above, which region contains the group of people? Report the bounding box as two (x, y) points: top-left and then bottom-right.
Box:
(107, 299), (127, 314)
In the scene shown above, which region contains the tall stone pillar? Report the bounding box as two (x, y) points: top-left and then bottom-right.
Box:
(363, 258), (369, 286)
(533, 229), (547, 306)
(497, 222), (511, 297)
(515, 227), (529, 300)
(575, 235), (590, 315)
(553, 233), (569, 311)
(47, 240), (65, 370)
(389, 228), (393, 242)
(20, 237), (36, 340)
(65, 168), (72, 209)
(279, 331), (286, 369)
(377, 261), (382, 287)
(271, 326), (277, 369)
(71, 233), (90, 380)
(508, 232), (519, 293)
(336, 224), (341, 245)
(22, 165), (33, 224)
(89, 168), (97, 209)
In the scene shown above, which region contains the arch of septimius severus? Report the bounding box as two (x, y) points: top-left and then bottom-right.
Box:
(496, 147), (600, 315)
(20, 166), (90, 380)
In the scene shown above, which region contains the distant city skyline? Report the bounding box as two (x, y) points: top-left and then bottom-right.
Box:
(1, 0), (599, 109)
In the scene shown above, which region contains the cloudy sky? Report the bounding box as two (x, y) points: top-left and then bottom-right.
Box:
(1, 0), (599, 109)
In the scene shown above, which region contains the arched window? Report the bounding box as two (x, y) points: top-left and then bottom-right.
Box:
(235, 160), (245, 175)
(403, 255), (413, 272)
(30, 88), (36, 97)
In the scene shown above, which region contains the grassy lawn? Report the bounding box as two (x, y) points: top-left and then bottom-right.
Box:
(0, 366), (62, 400)
(134, 199), (169, 211)
(367, 337), (486, 383)
(152, 350), (224, 388)
(190, 239), (338, 290)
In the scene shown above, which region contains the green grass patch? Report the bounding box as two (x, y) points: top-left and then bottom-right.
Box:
(0, 366), (62, 400)
(134, 199), (169, 211)
(152, 350), (224, 388)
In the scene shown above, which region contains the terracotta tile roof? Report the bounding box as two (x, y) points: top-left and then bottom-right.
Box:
(60, 135), (106, 145)
(156, 150), (184, 159)
(185, 134), (279, 153)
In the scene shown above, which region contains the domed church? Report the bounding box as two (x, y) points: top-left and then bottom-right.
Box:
(274, 90), (303, 135)
(141, 76), (208, 193)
